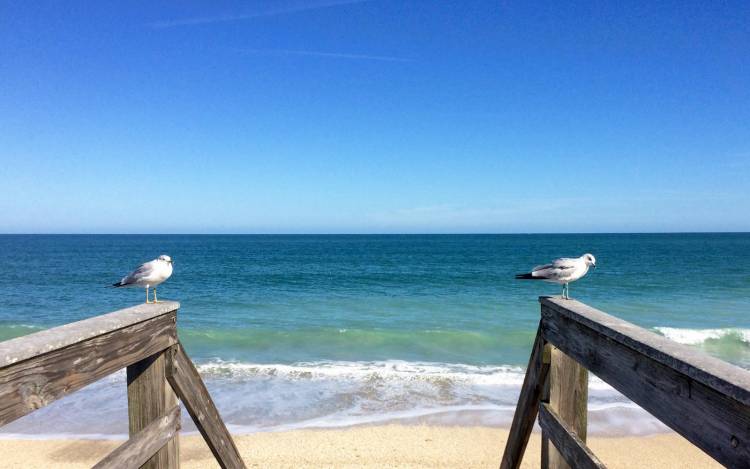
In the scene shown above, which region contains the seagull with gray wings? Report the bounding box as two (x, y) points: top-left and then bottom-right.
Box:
(515, 253), (596, 299)
(112, 255), (173, 303)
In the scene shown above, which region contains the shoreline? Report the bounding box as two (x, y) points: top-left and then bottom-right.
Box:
(0, 404), (672, 441)
(0, 424), (721, 468)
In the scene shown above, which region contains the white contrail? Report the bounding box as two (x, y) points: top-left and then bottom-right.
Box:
(150, 0), (371, 28)
(239, 48), (410, 62)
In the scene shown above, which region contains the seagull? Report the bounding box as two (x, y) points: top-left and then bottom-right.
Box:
(112, 255), (173, 303)
(515, 253), (596, 299)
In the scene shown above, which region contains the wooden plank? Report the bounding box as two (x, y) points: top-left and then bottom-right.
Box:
(541, 303), (750, 468)
(499, 326), (549, 469)
(0, 310), (178, 427)
(547, 347), (588, 469)
(540, 344), (551, 469)
(94, 405), (181, 469)
(166, 343), (246, 469)
(541, 297), (750, 405)
(0, 302), (180, 368)
(128, 350), (180, 469)
(538, 403), (606, 469)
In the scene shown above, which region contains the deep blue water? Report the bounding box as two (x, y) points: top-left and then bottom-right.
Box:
(1, 234), (748, 436)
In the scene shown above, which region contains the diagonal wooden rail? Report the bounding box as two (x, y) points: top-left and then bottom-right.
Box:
(500, 296), (750, 469)
(499, 325), (549, 469)
(0, 301), (246, 469)
(94, 405), (182, 469)
(167, 343), (245, 468)
(537, 403), (604, 469)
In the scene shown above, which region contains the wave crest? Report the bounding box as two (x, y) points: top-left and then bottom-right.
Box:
(654, 327), (750, 345)
(197, 360), (526, 385)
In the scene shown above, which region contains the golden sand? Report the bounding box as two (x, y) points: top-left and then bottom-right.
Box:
(0, 425), (720, 469)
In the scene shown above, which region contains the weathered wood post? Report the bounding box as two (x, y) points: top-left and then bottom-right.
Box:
(541, 346), (588, 469)
(540, 344), (551, 469)
(0, 301), (246, 468)
(127, 349), (180, 469)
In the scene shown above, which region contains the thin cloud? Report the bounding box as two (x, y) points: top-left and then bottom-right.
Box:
(150, 0), (370, 28)
(240, 48), (411, 62)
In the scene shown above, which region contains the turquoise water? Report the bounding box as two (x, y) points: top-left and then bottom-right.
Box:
(1, 234), (749, 437)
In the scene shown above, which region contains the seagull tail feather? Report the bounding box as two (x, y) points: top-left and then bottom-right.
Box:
(111, 281), (125, 287)
(515, 273), (538, 280)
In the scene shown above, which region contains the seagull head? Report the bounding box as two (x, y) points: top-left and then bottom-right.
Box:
(582, 253), (596, 268)
(158, 254), (173, 265)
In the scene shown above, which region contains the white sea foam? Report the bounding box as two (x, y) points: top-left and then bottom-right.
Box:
(0, 359), (634, 439)
(654, 327), (750, 345)
(196, 360), (526, 385)
(0, 401), (655, 440)
(195, 359), (614, 390)
(2, 324), (42, 330)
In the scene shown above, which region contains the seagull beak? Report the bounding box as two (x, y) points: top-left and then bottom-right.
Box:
(592, 264), (596, 269)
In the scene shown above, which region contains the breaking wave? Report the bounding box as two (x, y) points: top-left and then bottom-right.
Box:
(654, 327), (750, 346)
(0, 358), (655, 438)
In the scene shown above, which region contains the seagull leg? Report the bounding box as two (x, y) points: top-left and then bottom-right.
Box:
(153, 287), (158, 303)
(145, 287), (151, 304)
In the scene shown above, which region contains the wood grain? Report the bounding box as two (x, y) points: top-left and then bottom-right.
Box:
(128, 350), (179, 469)
(499, 326), (549, 469)
(538, 403), (606, 469)
(166, 343), (246, 469)
(0, 302), (179, 368)
(94, 405), (180, 469)
(541, 302), (750, 468)
(540, 296), (750, 405)
(546, 348), (588, 469)
(540, 344), (551, 469)
(0, 311), (178, 426)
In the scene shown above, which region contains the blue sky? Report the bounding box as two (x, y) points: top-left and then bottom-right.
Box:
(1, 1), (748, 233)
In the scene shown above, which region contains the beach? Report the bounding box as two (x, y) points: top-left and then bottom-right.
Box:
(0, 234), (747, 466)
(0, 425), (720, 468)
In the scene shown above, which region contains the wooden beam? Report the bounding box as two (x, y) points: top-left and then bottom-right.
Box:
(0, 302), (180, 368)
(94, 405), (181, 469)
(0, 303), (179, 427)
(499, 326), (549, 469)
(546, 347), (588, 469)
(538, 404), (606, 469)
(540, 297), (750, 405)
(166, 343), (246, 469)
(128, 351), (180, 469)
(541, 300), (750, 468)
(540, 344), (551, 469)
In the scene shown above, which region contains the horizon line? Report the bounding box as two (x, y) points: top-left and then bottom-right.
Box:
(1, 231), (748, 236)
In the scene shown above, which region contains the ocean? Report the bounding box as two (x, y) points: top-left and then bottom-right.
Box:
(1, 234), (749, 438)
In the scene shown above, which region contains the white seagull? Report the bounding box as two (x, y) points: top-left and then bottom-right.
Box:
(515, 253), (596, 299)
(112, 255), (173, 303)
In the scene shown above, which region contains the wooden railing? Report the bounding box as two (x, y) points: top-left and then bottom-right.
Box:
(0, 301), (246, 469)
(500, 297), (750, 469)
